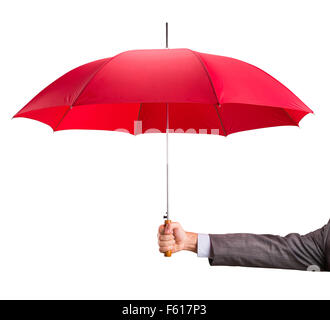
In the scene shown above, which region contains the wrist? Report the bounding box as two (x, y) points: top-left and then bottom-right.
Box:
(183, 232), (197, 253)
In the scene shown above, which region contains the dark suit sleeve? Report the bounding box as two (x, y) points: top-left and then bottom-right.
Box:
(208, 220), (329, 271)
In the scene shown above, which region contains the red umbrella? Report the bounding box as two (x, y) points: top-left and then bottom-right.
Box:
(14, 23), (313, 256)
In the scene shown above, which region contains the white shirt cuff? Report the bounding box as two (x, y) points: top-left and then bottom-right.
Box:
(197, 233), (211, 258)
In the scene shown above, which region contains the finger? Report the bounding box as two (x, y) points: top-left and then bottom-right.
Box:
(158, 225), (165, 235)
(158, 234), (174, 241)
(158, 239), (175, 247)
(159, 246), (174, 253)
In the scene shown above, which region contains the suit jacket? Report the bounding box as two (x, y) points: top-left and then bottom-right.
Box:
(209, 220), (330, 271)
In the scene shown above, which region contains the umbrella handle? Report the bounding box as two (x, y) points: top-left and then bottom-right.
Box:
(164, 219), (172, 257)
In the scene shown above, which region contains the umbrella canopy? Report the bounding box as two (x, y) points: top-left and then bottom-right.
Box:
(14, 48), (312, 136)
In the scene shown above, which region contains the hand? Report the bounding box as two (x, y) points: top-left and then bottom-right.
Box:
(158, 222), (197, 254)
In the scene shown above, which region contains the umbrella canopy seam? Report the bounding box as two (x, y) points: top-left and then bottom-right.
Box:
(54, 52), (129, 131)
(188, 49), (227, 136)
(53, 57), (112, 131)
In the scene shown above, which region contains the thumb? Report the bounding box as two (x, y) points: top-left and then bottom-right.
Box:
(164, 221), (171, 234)
(165, 222), (180, 235)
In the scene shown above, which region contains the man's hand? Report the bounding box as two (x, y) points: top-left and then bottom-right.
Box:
(158, 222), (197, 254)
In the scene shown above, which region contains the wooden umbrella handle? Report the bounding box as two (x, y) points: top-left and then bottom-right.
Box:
(164, 219), (172, 257)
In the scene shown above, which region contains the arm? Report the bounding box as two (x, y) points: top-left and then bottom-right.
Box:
(157, 221), (329, 271)
(209, 227), (327, 271)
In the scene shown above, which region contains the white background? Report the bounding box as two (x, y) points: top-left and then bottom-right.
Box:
(0, 0), (329, 299)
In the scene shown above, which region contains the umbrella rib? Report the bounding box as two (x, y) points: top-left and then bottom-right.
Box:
(53, 107), (72, 132)
(214, 104), (227, 136)
(282, 108), (298, 126)
(137, 103), (142, 121)
(188, 49), (227, 136)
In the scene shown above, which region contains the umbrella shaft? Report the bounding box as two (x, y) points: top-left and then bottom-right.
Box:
(166, 22), (168, 49)
(166, 103), (169, 220)
(165, 23), (169, 219)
